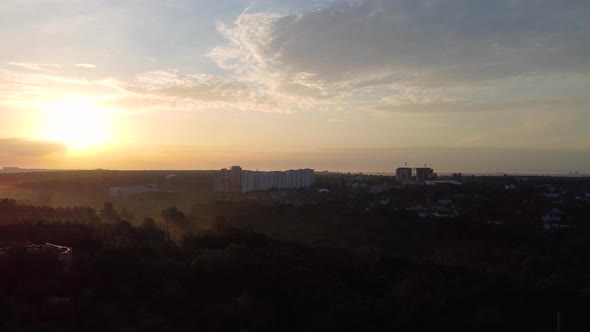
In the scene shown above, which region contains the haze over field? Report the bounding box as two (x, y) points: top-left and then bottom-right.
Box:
(1, 0), (589, 173)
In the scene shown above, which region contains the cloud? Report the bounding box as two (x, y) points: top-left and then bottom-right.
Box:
(0, 138), (66, 157)
(3, 0), (590, 118)
(103, 70), (278, 112)
(0, 61), (328, 114)
(368, 96), (590, 116)
(213, 1), (590, 86)
(0, 63), (270, 114)
(102, 70), (328, 113)
(206, 0), (590, 114)
(7, 62), (61, 73)
(0, 66), (103, 106)
(75, 63), (96, 69)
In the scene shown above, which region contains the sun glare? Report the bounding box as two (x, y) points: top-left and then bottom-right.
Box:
(37, 97), (112, 150)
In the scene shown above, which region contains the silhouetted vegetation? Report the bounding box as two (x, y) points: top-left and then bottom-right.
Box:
(1, 173), (590, 330)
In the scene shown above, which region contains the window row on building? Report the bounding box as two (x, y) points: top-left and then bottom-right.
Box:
(214, 166), (314, 193)
(241, 169), (314, 193)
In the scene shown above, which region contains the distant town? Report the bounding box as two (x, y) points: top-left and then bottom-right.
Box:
(1, 165), (590, 329)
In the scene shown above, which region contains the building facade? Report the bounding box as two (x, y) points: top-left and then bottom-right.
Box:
(214, 166), (314, 193)
(213, 165), (242, 192)
(395, 167), (413, 182)
(415, 167), (434, 183)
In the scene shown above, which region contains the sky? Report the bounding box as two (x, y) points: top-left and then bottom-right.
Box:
(1, 0), (589, 173)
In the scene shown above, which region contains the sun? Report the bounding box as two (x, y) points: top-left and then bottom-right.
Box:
(37, 97), (112, 150)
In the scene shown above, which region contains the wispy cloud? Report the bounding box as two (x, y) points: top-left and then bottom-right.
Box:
(4, 0), (590, 117)
(367, 96), (590, 117)
(0, 66), (96, 105)
(327, 118), (349, 123)
(1, 0), (589, 118)
(206, 0), (590, 115)
(7, 62), (61, 73)
(75, 63), (96, 69)
(103, 70), (294, 113)
(224, 0), (590, 87)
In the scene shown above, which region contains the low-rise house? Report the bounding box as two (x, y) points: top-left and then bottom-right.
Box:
(542, 208), (570, 230)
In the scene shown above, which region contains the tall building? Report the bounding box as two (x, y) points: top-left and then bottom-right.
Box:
(241, 168), (314, 193)
(229, 166), (242, 192)
(415, 167), (434, 183)
(396, 167), (412, 182)
(214, 166), (314, 193)
(213, 165), (242, 192)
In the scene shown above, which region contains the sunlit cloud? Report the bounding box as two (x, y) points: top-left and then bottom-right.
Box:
(206, 0), (590, 115)
(0, 0), (589, 171)
(3, 1), (589, 117)
(6, 62), (61, 73)
(75, 63), (96, 69)
(99, 69), (335, 114)
(367, 96), (590, 117)
(0, 66), (101, 106)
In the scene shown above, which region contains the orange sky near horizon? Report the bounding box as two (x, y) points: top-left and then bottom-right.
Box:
(1, 0), (590, 173)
